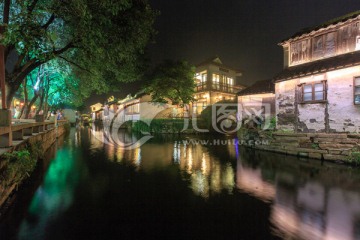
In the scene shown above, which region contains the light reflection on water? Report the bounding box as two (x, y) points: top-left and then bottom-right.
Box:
(236, 148), (360, 240)
(12, 127), (360, 240)
(100, 131), (237, 198)
(97, 129), (360, 240)
(17, 147), (86, 240)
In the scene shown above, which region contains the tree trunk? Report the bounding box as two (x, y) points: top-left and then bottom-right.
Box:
(36, 90), (44, 115)
(5, 84), (17, 109)
(24, 94), (38, 119)
(19, 79), (28, 119)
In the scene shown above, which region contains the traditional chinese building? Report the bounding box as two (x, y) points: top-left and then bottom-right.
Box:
(275, 11), (360, 133)
(90, 102), (103, 121)
(237, 79), (275, 120)
(192, 57), (245, 116)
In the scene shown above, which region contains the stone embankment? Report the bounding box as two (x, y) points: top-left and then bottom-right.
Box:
(242, 131), (360, 163)
(0, 121), (68, 212)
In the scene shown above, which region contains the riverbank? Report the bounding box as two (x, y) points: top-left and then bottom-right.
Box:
(238, 129), (360, 165)
(0, 122), (68, 215)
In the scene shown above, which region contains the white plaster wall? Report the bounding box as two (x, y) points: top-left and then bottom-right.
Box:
(238, 94), (275, 121)
(326, 66), (360, 132)
(298, 103), (326, 132)
(275, 79), (298, 131)
(276, 66), (360, 133)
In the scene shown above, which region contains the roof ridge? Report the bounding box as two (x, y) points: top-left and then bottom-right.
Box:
(280, 10), (360, 43)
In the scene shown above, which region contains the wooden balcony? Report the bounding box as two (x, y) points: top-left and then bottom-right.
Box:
(195, 84), (243, 94)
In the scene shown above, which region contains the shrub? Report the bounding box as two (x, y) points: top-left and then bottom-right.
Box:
(132, 119), (193, 134)
(0, 141), (43, 186)
(347, 151), (360, 166)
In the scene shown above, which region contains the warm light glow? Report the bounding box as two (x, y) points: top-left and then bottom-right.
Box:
(238, 93), (275, 104)
(201, 153), (207, 174)
(20, 102), (24, 106)
(236, 162), (275, 201)
(326, 66), (360, 79)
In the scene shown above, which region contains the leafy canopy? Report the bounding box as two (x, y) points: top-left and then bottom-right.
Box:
(146, 60), (196, 106)
(1, 0), (157, 105)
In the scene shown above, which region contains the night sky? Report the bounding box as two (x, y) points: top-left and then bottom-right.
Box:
(148, 0), (360, 86)
(86, 0), (360, 108)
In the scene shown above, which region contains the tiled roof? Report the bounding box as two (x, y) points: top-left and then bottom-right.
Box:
(274, 51), (360, 82)
(237, 79), (274, 96)
(196, 56), (241, 73)
(281, 10), (360, 43)
(196, 56), (222, 67)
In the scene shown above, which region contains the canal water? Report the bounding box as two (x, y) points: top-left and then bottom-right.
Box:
(1, 127), (360, 240)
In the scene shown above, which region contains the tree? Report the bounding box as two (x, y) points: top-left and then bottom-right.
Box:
(1, 0), (157, 106)
(146, 60), (196, 106)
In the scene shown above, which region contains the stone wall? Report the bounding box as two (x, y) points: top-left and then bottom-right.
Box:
(0, 124), (67, 210)
(252, 132), (360, 162)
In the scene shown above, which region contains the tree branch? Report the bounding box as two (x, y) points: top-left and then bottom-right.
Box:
(5, 44), (15, 64)
(58, 56), (92, 73)
(53, 42), (75, 55)
(13, 41), (75, 85)
(41, 14), (55, 30)
(27, 0), (39, 15)
(13, 60), (43, 87)
(3, 0), (10, 24)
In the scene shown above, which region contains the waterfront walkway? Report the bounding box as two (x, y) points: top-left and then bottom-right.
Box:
(0, 118), (66, 154)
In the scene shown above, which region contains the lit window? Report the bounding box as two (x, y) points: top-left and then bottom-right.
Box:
(212, 74), (220, 83)
(355, 77), (360, 104)
(301, 81), (326, 102)
(201, 74), (207, 83)
(192, 102), (197, 116)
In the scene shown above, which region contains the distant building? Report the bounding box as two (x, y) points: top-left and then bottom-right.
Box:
(275, 11), (360, 132)
(237, 79), (275, 120)
(108, 91), (182, 127)
(90, 102), (103, 121)
(99, 57), (246, 122)
(192, 57), (246, 116)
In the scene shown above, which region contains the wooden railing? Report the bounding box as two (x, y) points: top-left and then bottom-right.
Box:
(195, 84), (243, 93)
(0, 119), (67, 148)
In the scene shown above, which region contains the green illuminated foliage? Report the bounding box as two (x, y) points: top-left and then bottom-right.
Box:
(1, 0), (157, 106)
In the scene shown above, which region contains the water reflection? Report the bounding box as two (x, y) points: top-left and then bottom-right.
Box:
(100, 129), (360, 240)
(95, 130), (236, 198)
(17, 146), (86, 240)
(237, 148), (360, 240)
(10, 127), (360, 240)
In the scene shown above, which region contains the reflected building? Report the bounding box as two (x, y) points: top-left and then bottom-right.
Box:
(94, 127), (237, 198)
(236, 147), (360, 240)
(174, 140), (235, 197)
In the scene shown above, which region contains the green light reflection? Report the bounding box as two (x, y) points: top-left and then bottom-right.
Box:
(18, 148), (85, 240)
